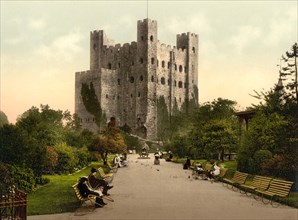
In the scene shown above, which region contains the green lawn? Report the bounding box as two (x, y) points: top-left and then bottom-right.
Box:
(28, 162), (105, 215)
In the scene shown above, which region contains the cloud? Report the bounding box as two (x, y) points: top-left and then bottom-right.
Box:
(228, 25), (261, 54)
(165, 14), (212, 36)
(28, 18), (46, 30)
(264, 7), (297, 46)
(35, 28), (84, 62)
(5, 36), (24, 45)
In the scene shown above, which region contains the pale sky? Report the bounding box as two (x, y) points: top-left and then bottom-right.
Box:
(1, 0), (297, 124)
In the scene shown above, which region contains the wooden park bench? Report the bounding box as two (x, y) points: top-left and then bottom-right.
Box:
(223, 171), (248, 191)
(98, 167), (114, 183)
(107, 161), (118, 173)
(72, 183), (96, 209)
(255, 179), (294, 207)
(239, 175), (272, 196)
(73, 182), (114, 208)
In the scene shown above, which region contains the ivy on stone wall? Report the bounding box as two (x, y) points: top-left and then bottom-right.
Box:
(157, 96), (198, 141)
(81, 82), (105, 128)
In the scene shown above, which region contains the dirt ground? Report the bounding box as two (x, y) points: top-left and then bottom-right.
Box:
(28, 153), (298, 220)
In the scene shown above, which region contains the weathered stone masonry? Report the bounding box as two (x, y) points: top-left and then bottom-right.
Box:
(75, 18), (199, 140)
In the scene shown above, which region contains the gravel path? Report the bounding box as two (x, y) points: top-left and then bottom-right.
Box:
(28, 153), (298, 220)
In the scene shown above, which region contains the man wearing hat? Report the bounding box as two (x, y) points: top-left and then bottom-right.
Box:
(88, 167), (113, 196)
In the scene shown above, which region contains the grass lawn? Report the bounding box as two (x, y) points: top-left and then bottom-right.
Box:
(28, 162), (106, 216)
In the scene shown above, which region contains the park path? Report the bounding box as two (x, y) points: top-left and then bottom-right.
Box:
(29, 153), (298, 220)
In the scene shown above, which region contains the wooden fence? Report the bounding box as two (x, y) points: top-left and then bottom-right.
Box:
(0, 189), (27, 220)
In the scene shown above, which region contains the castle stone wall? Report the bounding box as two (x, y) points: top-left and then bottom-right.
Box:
(75, 18), (199, 140)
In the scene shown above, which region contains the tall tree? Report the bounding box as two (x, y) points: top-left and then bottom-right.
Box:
(280, 42), (298, 104)
(0, 111), (9, 127)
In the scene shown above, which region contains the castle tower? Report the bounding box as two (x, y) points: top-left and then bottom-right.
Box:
(176, 33), (199, 105)
(136, 19), (158, 140)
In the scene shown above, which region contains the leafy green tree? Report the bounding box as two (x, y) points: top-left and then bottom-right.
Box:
(202, 119), (238, 161)
(0, 111), (9, 127)
(0, 124), (30, 166)
(89, 127), (127, 164)
(280, 42), (298, 103)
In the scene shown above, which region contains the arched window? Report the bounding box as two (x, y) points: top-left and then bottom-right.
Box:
(179, 65), (183, 72)
(151, 58), (154, 64)
(140, 75), (144, 81)
(106, 94), (109, 99)
(117, 79), (120, 85)
(151, 75), (154, 82)
(138, 92), (141, 97)
(161, 77), (165, 85)
(157, 60), (159, 67)
(162, 61), (165, 68)
(118, 63), (121, 68)
(178, 81), (183, 88)
(132, 61), (134, 66)
(150, 35), (154, 41)
(174, 80), (177, 87)
(141, 36), (144, 41)
(130, 76), (134, 83)
(108, 63), (112, 69)
(174, 64), (177, 71)
(192, 47), (195, 53)
(140, 58), (143, 64)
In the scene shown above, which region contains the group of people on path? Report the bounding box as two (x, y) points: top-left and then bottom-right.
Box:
(184, 157), (220, 181)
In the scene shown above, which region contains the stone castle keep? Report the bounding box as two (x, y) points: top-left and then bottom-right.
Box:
(75, 18), (199, 140)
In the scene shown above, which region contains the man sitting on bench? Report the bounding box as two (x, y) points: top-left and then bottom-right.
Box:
(88, 168), (113, 196)
(78, 176), (107, 208)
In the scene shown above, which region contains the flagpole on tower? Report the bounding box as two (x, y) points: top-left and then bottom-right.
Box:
(147, 0), (148, 19)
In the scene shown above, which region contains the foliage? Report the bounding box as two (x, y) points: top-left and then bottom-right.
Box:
(0, 162), (14, 193)
(201, 119), (238, 161)
(88, 127), (127, 164)
(75, 146), (91, 169)
(0, 111), (9, 127)
(81, 82), (105, 128)
(0, 163), (36, 193)
(44, 146), (59, 174)
(0, 124), (31, 166)
(123, 133), (142, 152)
(280, 42), (298, 103)
(167, 98), (238, 160)
(54, 142), (77, 174)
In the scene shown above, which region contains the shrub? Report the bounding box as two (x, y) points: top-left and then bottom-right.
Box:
(44, 146), (58, 174)
(54, 142), (76, 174)
(3, 164), (36, 193)
(252, 149), (272, 174)
(76, 146), (91, 168)
(35, 176), (50, 185)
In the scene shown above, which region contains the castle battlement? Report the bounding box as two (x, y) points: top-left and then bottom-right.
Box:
(138, 18), (156, 24)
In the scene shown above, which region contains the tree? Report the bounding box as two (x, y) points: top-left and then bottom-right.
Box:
(280, 42), (298, 104)
(202, 119), (238, 162)
(89, 127), (127, 164)
(0, 111), (9, 127)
